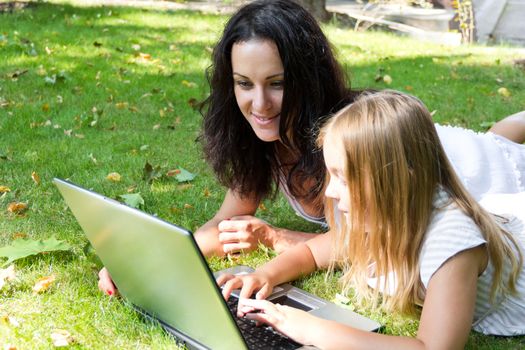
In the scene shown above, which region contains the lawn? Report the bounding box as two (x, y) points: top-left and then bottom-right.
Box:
(1, 1), (525, 349)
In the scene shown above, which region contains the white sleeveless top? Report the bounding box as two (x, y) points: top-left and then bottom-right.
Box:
(436, 124), (525, 200)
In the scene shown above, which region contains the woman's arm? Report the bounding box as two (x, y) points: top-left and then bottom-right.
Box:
(489, 111), (525, 144)
(238, 245), (487, 350)
(195, 189), (321, 257)
(194, 189), (259, 257)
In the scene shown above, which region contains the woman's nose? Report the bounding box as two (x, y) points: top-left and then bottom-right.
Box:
(252, 87), (271, 111)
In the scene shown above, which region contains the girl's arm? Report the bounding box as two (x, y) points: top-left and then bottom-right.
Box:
(239, 244), (486, 350)
(218, 231), (332, 300)
(195, 189), (320, 257)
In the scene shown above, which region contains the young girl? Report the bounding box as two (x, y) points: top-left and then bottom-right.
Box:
(218, 90), (525, 349)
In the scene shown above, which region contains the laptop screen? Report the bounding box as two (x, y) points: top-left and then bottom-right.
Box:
(54, 178), (248, 350)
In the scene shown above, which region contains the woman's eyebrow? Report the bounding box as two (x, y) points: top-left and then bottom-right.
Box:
(265, 73), (284, 79)
(232, 72), (284, 80)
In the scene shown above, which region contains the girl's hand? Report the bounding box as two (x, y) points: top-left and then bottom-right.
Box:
(238, 298), (320, 346)
(98, 267), (118, 297)
(217, 215), (276, 254)
(216, 272), (274, 304)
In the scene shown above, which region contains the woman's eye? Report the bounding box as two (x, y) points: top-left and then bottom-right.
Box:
(270, 81), (284, 89)
(235, 80), (252, 88)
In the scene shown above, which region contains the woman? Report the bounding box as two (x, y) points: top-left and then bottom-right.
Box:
(194, 0), (356, 257)
(98, 0), (525, 295)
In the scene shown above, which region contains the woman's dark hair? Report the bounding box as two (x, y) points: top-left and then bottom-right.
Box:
(200, 0), (354, 203)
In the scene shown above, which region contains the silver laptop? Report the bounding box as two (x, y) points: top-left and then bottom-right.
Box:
(54, 178), (380, 350)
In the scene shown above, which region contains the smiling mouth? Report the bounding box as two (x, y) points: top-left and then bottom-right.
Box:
(252, 113), (280, 125)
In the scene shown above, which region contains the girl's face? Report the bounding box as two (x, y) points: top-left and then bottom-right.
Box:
(323, 138), (350, 213)
(231, 39), (284, 142)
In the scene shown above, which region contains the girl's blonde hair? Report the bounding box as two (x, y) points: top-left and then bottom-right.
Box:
(318, 90), (523, 315)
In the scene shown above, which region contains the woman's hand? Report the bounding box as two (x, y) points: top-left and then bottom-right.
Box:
(218, 215), (276, 254)
(216, 271), (275, 304)
(238, 298), (320, 346)
(98, 267), (118, 296)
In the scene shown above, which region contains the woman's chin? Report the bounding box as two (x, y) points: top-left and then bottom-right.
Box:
(254, 132), (280, 143)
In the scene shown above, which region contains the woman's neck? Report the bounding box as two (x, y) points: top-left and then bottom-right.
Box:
(274, 141), (299, 166)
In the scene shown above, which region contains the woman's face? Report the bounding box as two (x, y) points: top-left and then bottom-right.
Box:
(231, 39), (284, 142)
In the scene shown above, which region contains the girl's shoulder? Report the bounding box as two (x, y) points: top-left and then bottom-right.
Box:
(419, 191), (487, 288)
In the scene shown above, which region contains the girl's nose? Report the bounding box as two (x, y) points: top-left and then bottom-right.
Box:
(324, 180), (338, 200)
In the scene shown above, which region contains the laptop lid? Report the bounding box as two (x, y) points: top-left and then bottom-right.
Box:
(54, 178), (248, 350)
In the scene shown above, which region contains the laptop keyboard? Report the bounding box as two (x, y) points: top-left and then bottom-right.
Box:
(227, 297), (302, 350)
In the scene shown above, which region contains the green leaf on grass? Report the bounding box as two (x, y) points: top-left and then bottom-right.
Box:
(119, 193), (144, 209)
(0, 237), (71, 266)
(175, 167), (196, 183)
(142, 161), (162, 184)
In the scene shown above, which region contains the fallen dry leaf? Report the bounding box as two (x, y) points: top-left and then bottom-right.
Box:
(187, 98), (198, 110)
(37, 65), (47, 76)
(32, 274), (56, 294)
(258, 203), (267, 211)
(2, 315), (20, 327)
(50, 329), (74, 347)
(203, 188), (210, 197)
(12, 232), (27, 239)
(0, 265), (16, 290)
(7, 202), (28, 215)
(181, 80), (197, 88)
(42, 103), (50, 112)
(166, 169), (181, 177)
(115, 102), (128, 109)
(183, 203), (194, 209)
(106, 172), (121, 182)
(0, 186), (11, 193)
(152, 124), (160, 130)
(383, 75), (392, 85)
(497, 87), (511, 97)
(31, 171), (41, 185)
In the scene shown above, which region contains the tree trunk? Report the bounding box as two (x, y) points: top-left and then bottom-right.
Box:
(295, 0), (330, 21)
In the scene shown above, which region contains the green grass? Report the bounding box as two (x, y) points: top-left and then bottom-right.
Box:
(1, 2), (525, 349)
